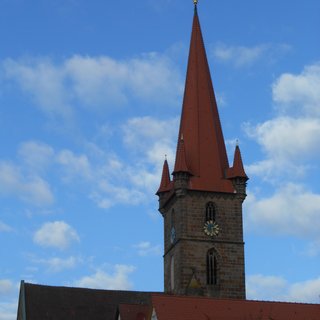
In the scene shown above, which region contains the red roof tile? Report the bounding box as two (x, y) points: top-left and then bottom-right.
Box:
(173, 9), (234, 193)
(227, 145), (248, 180)
(157, 159), (172, 194)
(173, 137), (191, 175)
(151, 294), (320, 320)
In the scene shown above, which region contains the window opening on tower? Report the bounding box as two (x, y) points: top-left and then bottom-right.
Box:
(205, 202), (216, 221)
(207, 249), (218, 285)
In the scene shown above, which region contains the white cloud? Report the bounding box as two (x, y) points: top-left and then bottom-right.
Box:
(0, 161), (54, 206)
(74, 265), (135, 290)
(3, 57), (71, 118)
(0, 140), (147, 209)
(247, 274), (287, 301)
(245, 183), (320, 240)
(213, 44), (267, 66)
(123, 116), (177, 163)
(133, 241), (162, 256)
(0, 282), (18, 320)
(3, 53), (183, 118)
(245, 62), (320, 180)
(0, 115), (177, 211)
(2, 60), (180, 209)
(247, 274), (320, 303)
(33, 221), (80, 250)
(122, 116), (178, 190)
(0, 302), (16, 320)
(0, 280), (15, 296)
(75, 116), (178, 209)
(18, 141), (54, 172)
(66, 53), (182, 107)
(288, 277), (320, 303)
(56, 149), (92, 180)
(0, 221), (12, 233)
(90, 183), (146, 209)
(212, 43), (290, 67)
(246, 159), (305, 182)
(246, 117), (320, 160)
(126, 53), (183, 103)
(65, 55), (129, 106)
(89, 192), (113, 209)
(123, 116), (177, 152)
(35, 256), (79, 272)
(22, 176), (53, 206)
(245, 117), (320, 179)
(273, 62), (320, 116)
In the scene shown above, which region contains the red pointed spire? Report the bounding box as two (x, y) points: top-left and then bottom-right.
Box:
(156, 159), (172, 194)
(173, 136), (191, 175)
(227, 145), (248, 180)
(173, 8), (234, 193)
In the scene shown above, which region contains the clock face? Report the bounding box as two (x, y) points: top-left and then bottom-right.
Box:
(170, 227), (176, 244)
(204, 220), (220, 237)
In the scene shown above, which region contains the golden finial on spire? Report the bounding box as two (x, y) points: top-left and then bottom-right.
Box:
(193, 0), (198, 5)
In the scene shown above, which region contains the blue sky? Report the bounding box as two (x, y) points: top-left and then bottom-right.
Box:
(0, 0), (320, 318)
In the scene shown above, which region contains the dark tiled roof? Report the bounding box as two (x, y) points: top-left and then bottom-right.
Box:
(118, 303), (152, 320)
(22, 282), (153, 320)
(151, 294), (320, 320)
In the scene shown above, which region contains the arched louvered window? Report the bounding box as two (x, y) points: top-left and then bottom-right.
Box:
(206, 249), (218, 285)
(205, 202), (216, 221)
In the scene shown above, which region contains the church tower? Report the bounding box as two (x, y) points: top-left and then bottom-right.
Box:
(156, 3), (248, 299)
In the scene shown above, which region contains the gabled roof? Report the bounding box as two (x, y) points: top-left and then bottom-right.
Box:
(173, 8), (234, 193)
(151, 294), (320, 320)
(17, 282), (320, 320)
(18, 282), (153, 320)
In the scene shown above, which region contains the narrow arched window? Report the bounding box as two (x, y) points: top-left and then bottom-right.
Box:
(205, 202), (216, 221)
(207, 249), (218, 285)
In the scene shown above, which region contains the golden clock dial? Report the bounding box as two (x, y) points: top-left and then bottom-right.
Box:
(204, 220), (220, 237)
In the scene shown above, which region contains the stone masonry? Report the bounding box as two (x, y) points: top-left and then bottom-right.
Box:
(159, 188), (246, 299)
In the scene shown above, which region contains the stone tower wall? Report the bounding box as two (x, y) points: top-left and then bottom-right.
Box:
(162, 190), (246, 299)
